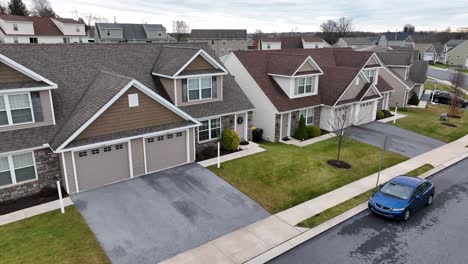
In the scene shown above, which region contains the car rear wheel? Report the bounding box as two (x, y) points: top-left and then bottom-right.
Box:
(427, 195), (433, 206)
(403, 210), (411, 221)
(434, 98), (439, 103)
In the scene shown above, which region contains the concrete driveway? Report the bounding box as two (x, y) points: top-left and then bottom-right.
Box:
(347, 121), (445, 157)
(71, 163), (269, 264)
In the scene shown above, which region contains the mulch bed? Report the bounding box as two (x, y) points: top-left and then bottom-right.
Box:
(447, 114), (462, 119)
(196, 145), (243, 162)
(327, 159), (352, 169)
(441, 122), (458, 127)
(0, 187), (68, 216)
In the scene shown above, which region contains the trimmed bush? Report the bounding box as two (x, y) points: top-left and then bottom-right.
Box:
(376, 110), (385, 120)
(294, 115), (308, 140)
(307, 125), (321, 138)
(408, 93), (420, 106)
(382, 109), (393, 118)
(221, 128), (240, 151)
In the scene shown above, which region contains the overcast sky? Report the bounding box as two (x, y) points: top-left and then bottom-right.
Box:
(25, 0), (468, 33)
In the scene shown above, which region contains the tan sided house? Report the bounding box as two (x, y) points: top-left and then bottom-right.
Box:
(0, 43), (254, 201)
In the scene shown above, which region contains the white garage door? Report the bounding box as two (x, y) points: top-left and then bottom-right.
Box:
(145, 131), (187, 173)
(74, 143), (130, 191)
(357, 102), (375, 125)
(465, 57), (468, 67)
(424, 53), (434, 61)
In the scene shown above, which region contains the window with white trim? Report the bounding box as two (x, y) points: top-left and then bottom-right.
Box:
(0, 152), (36, 187)
(300, 108), (315, 125)
(13, 24), (18, 31)
(363, 69), (377, 84)
(188, 77), (212, 101)
(0, 94), (34, 126)
(295, 76), (316, 95)
(198, 118), (221, 142)
(128, 93), (139, 107)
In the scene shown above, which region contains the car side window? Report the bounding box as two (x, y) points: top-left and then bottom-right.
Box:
(413, 185), (425, 197)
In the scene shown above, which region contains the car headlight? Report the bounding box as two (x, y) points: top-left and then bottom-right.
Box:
(391, 208), (405, 212)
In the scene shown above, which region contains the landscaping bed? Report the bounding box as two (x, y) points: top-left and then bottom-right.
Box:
(0, 206), (110, 264)
(196, 144), (242, 162)
(391, 105), (468, 142)
(0, 187), (68, 216)
(209, 138), (407, 213)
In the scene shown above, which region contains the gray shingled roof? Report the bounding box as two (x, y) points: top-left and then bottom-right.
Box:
(376, 51), (413, 66)
(0, 43), (253, 151)
(152, 46), (200, 76)
(190, 29), (247, 39)
(445, 39), (466, 48)
(341, 37), (378, 45)
(432, 43), (444, 53)
(96, 23), (166, 40)
(409, 60), (429, 84)
(383, 32), (412, 41)
(50, 71), (134, 149)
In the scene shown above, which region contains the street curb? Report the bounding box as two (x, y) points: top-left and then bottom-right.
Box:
(244, 155), (468, 264)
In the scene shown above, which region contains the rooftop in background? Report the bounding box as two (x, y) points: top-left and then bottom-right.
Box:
(445, 39), (466, 47)
(341, 37), (379, 45)
(190, 29), (247, 39)
(383, 32), (412, 41)
(0, 14), (84, 36)
(95, 23), (168, 41)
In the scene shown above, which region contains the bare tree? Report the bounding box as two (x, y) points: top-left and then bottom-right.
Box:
(335, 17), (353, 38)
(328, 105), (360, 167)
(0, 0), (7, 14)
(320, 19), (337, 44)
(31, 0), (56, 17)
(449, 69), (467, 116)
(174, 20), (190, 41)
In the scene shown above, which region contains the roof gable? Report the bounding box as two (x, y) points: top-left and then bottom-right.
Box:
(53, 71), (198, 151)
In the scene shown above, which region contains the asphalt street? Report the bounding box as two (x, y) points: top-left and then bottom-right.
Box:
(428, 67), (468, 88)
(269, 158), (468, 264)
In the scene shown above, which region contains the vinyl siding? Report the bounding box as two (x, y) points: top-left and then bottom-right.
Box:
(185, 56), (214, 70)
(131, 138), (145, 176)
(78, 87), (184, 139)
(0, 62), (34, 83)
(446, 41), (468, 66)
(159, 77), (176, 103)
(175, 75), (223, 106)
(339, 75), (366, 101)
(0, 90), (54, 132)
(380, 68), (408, 107)
(62, 151), (77, 194)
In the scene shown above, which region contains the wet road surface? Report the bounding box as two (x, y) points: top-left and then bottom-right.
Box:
(269, 158), (468, 264)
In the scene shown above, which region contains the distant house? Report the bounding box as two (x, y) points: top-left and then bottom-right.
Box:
(260, 35), (329, 50)
(378, 32), (415, 48)
(334, 37), (378, 49)
(187, 29), (248, 57)
(421, 43), (443, 62)
(0, 14), (89, 44)
(94, 23), (175, 43)
(439, 39), (468, 66)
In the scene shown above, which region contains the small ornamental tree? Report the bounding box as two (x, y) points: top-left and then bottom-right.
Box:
(221, 128), (240, 151)
(294, 115), (308, 140)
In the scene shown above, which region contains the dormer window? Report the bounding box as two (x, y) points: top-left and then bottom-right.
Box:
(76, 27), (80, 33)
(188, 77), (212, 101)
(0, 94), (33, 126)
(363, 69), (377, 84)
(294, 76), (317, 96)
(13, 24), (18, 31)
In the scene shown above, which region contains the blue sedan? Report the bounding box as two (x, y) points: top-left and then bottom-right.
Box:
(368, 176), (435, 221)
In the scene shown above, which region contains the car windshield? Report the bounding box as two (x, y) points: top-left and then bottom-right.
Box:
(380, 182), (413, 200)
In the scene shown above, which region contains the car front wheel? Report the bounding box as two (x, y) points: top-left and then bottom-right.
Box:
(403, 210), (411, 221)
(434, 98), (439, 103)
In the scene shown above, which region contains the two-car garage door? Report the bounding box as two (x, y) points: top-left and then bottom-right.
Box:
(73, 131), (188, 192)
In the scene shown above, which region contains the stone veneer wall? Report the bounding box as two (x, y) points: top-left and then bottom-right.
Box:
(0, 148), (61, 203)
(274, 107), (322, 142)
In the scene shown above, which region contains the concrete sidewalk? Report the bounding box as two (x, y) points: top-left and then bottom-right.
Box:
(161, 135), (468, 264)
(198, 142), (265, 167)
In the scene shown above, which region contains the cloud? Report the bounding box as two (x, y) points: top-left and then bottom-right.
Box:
(26, 0), (468, 33)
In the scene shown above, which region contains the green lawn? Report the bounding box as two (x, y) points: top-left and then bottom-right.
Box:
(432, 63), (468, 73)
(0, 206), (110, 264)
(392, 105), (468, 142)
(298, 163), (434, 229)
(210, 139), (407, 213)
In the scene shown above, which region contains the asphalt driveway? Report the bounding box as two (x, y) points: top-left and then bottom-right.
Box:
(347, 121), (445, 157)
(71, 163), (269, 264)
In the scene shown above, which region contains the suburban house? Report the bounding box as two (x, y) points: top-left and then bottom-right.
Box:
(94, 23), (175, 43)
(187, 29), (249, 57)
(376, 50), (428, 106)
(0, 43), (253, 202)
(439, 39), (468, 66)
(259, 36), (329, 50)
(222, 48), (394, 142)
(378, 32), (415, 48)
(0, 14), (89, 44)
(422, 42), (444, 62)
(334, 37), (379, 49)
